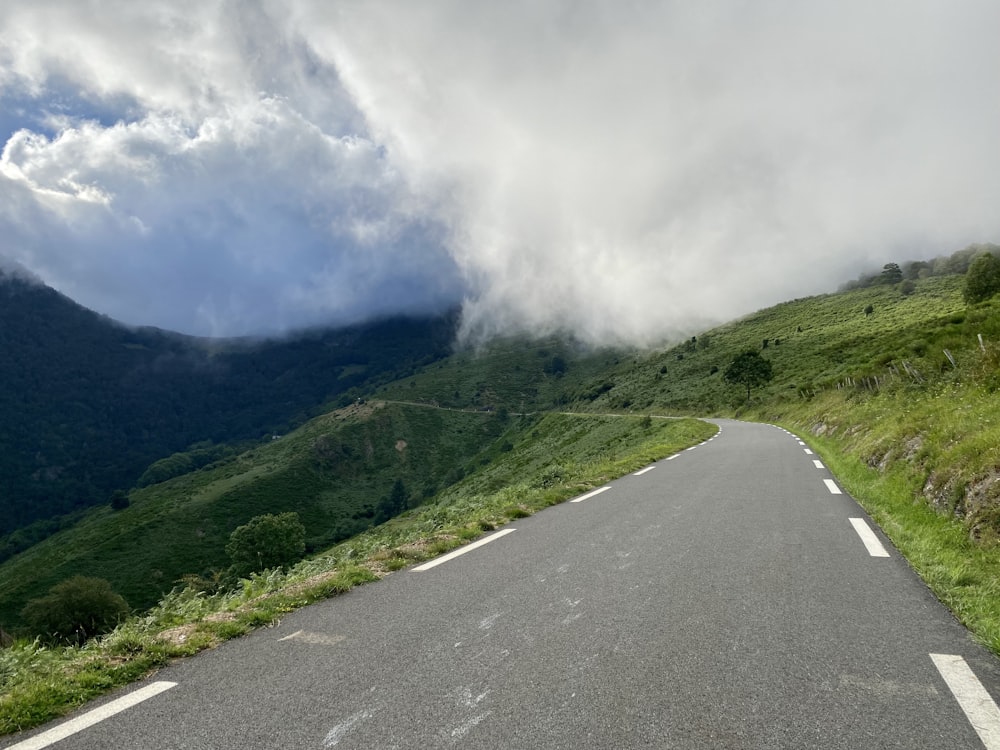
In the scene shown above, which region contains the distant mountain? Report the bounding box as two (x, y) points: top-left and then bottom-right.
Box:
(0, 268), (457, 542)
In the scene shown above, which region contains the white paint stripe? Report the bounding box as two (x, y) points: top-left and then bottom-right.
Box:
(633, 466), (656, 476)
(570, 486), (613, 504)
(931, 653), (1000, 749)
(666, 455), (679, 461)
(824, 479), (842, 494)
(813, 460), (824, 469)
(849, 517), (890, 557)
(685, 446), (698, 451)
(6, 681), (177, 750)
(412, 529), (516, 571)
(804, 448), (814, 455)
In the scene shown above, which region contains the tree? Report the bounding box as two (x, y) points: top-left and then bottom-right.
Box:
(21, 575), (129, 644)
(963, 252), (1000, 304)
(109, 489), (129, 511)
(723, 350), (774, 402)
(881, 263), (903, 285)
(375, 479), (409, 524)
(225, 512), (306, 578)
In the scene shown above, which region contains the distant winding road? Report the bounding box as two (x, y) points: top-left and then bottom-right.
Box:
(6, 419), (1000, 749)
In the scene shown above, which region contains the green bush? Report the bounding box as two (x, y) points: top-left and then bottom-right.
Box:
(963, 252), (1000, 304)
(21, 576), (129, 645)
(225, 512), (306, 578)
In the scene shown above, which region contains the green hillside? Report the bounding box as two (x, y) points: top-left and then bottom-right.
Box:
(0, 402), (508, 626)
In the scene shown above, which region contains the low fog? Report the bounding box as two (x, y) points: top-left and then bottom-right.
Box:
(1, 1), (998, 343)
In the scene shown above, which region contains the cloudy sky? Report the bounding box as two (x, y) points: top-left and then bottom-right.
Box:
(1, 1), (998, 344)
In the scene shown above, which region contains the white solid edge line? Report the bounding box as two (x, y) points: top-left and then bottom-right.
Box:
(412, 528), (517, 571)
(666, 454), (679, 460)
(633, 466), (656, 476)
(813, 459), (825, 469)
(6, 681), (178, 750)
(824, 479), (842, 495)
(930, 653), (1000, 749)
(570, 485), (613, 504)
(848, 517), (890, 557)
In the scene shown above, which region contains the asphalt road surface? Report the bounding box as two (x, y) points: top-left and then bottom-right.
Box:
(6, 419), (1000, 749)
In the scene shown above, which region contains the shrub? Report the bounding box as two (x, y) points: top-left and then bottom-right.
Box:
(109, 490), (129, 511)
(963, 252), (1000, 304)
(21, 576), (129, 645)
(225, 512), (306, 578)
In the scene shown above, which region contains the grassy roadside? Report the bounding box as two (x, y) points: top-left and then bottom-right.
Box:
(796, 433), (1000, 655)
(0, 414), (714, 737)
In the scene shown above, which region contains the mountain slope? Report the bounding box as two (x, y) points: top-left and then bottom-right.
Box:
(0, 269), (457, 539)
(0, 401), (510, 625)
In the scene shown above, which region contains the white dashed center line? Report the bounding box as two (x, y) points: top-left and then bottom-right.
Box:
(5, 681), (177, 750)
(849, 517), (890, 557)
(931, 653), (1000, 749)
(412, 529), (517, 571)
(570, 486), (613, 503)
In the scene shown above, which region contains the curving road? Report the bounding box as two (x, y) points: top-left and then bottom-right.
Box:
(5, 419), (1000, 749)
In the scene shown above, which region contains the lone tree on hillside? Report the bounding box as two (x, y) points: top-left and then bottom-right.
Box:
(21, 575), (129, 645)
(226, 512), (306, 578)
(724, 350), (774, 403)
(963, 252), (1000, 304)
(881, 263), (903, 285)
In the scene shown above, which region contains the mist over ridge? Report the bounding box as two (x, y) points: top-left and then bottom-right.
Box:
(1, 1), (998, 345)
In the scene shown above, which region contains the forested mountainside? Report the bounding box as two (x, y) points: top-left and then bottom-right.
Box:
(0, 268), (457, 540)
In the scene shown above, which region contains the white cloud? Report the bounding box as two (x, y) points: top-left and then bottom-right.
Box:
(0, 1), (462, 335)
(1, 1), (998, 342)
(305, 0), (1000, 344)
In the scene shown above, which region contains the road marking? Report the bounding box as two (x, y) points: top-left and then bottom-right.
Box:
(824, 479), (841, 494)
(633, 466), (656, 476)
(930, 653), (1000, 749)
(666, 455), (679, 461)
(849, 518), (890, 557)
(804, 448), (814, 455)
(6, 681), (177, 750)
(813, 460), (824, 469)
(278, 630), (346, 646)
(412, 529), (516, 571)
(570, 486), (612, 503)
